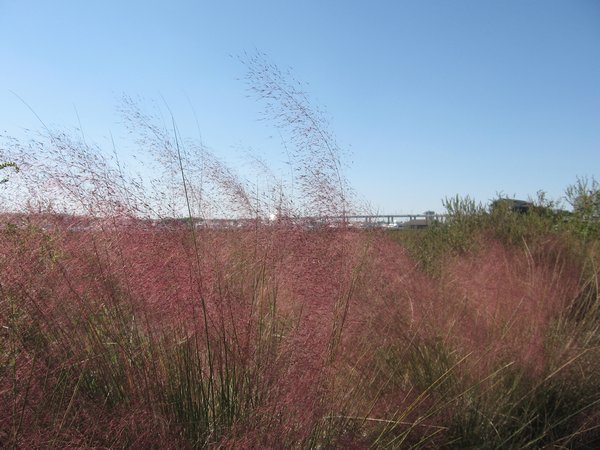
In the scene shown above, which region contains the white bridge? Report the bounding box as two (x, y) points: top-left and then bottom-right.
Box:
(186, 213), (447, 230)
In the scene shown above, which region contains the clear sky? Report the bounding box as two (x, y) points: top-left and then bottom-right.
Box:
(1, 0), (599, 214)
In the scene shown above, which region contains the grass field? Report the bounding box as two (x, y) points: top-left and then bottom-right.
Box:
(1, 67), (598, 446)
(1, 202), (598, 448)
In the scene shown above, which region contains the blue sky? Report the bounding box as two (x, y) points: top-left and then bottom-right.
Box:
(1, 0), (599, 214)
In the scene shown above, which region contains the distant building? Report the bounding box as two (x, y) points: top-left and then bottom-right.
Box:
(491, 199), (533, 214)
(401, 218), (429, 229)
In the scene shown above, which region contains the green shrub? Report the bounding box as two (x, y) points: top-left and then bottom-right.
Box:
(0, 161), (19, 184)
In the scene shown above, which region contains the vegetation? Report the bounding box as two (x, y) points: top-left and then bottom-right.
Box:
(1, 56), (598, 448)
(0, 162), (19, 184)
(2, 171), (598, 449)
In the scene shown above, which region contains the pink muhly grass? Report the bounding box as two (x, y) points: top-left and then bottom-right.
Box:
(2, 59), (598, 446)
(436, 238), (581, 373)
